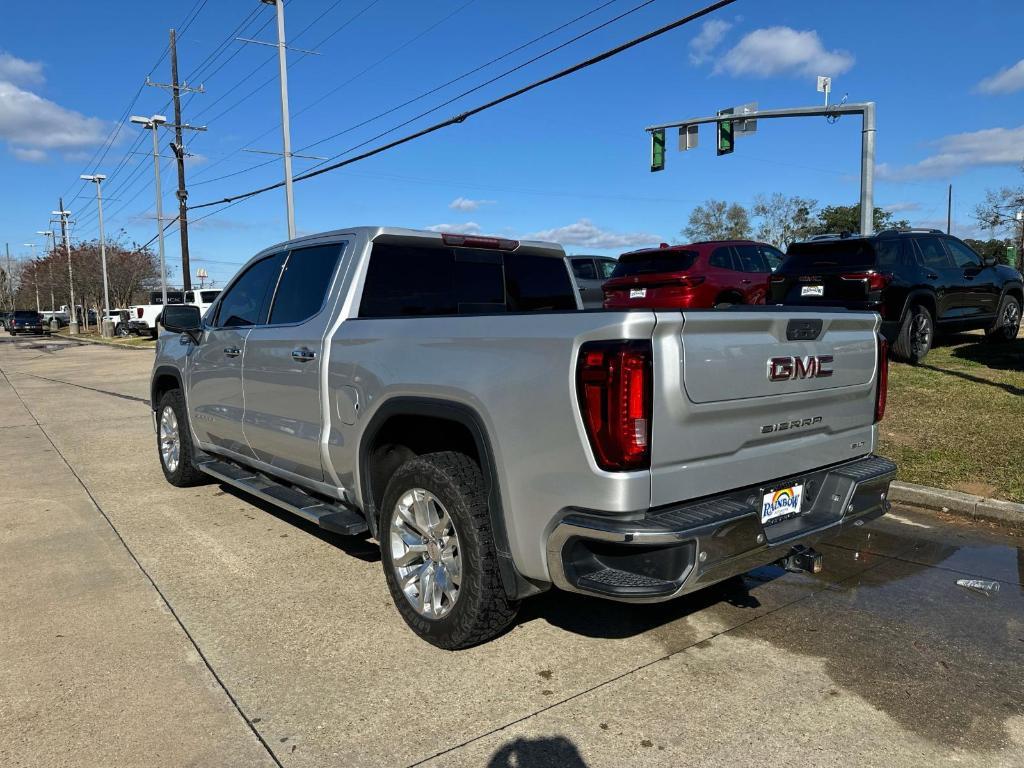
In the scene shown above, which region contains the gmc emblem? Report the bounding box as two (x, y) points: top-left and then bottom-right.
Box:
(768, 355), (834, 381)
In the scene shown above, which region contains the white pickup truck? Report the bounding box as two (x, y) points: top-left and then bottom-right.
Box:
(152, 226), (896, 649)
(129, 289), (221, 338)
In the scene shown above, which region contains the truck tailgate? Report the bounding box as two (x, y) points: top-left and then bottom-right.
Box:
(649, 310), (881, 508)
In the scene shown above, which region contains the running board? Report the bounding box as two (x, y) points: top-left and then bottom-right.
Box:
(196, 458), (368, 536)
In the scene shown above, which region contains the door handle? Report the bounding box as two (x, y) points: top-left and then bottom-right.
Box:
(926, 273), (939, 280)
(291, 347), (317, 362)
(223, 346), (240, 357)
(741, 279), (752, 284)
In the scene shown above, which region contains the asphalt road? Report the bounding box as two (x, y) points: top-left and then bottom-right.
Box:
(1, 334), (1022, 768)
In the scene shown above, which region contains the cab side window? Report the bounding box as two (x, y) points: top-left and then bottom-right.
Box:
(597, 258), (617, 279)
(268, 243), (346, 325)
(570, 258), (597, 280)
(213, 253), (285, 328)
(914, 237), (952, 269)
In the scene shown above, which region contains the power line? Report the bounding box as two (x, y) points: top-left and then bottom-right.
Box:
(192, 0), (615, 188)
(194, 0), (736, 211)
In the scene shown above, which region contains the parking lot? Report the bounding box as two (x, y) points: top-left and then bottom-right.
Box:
(2, 334), (1023, 768)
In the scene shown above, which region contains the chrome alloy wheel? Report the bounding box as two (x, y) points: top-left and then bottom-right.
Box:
(159, 405), (181, 473)
(389, 488), (462, 619)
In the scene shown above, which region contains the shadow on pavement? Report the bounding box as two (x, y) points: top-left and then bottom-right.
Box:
(486, 735), (589, 768)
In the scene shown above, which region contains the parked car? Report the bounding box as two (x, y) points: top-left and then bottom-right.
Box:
(769, 229), (1024, 363)
(602, 240), (785, 309)
(8, 310), (48, 336)
(151, 226), (895, 649)
(130, 289), (221, 339)
(567, 254), (618, 308)
(0, 311), (11, 331)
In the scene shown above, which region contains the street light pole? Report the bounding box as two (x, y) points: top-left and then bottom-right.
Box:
(131, 115), (169, 307)
(263, 0), (296, 239)
(53, 201), (78, 334)
(81, 174), (112, 336)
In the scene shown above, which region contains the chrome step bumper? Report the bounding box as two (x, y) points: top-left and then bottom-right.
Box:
(546, 455), (896, 603)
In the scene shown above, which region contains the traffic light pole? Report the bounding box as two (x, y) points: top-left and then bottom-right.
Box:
(646, 102), (876, 236)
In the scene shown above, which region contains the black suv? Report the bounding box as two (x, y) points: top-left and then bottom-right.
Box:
(769, 229), (1023, 363)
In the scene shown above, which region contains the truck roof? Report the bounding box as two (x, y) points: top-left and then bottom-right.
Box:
(250, 226), (566, 261)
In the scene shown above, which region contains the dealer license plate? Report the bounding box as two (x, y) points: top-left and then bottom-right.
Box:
(761, 483), (804, 525)
(630, 288), (647, 299)
(800, 285), (824, 297)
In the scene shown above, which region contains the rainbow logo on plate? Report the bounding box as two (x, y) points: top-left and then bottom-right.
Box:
(761, 484), (804, 524)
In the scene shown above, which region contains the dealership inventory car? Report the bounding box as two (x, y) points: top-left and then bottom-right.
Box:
(602, 240), (785, 309)
(151, 226), (894, 649)
(568, 255), (618, 308)
(8, 310), (48, 336)
(769, 229), (1023, 363)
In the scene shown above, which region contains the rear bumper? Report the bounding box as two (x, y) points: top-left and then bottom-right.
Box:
(546, 454), (896, 603)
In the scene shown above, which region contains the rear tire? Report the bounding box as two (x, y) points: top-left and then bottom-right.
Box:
(892, 304), (933, 364)
(156, 389), (205, 487)
(985, 295), (1021, 343)
(379, 451), (519, 649)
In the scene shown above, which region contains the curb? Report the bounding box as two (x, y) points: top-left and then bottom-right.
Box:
(53, 334), (155, 352)
(889, 481), (1024, 529)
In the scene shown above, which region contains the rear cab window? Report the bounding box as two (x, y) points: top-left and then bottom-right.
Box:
(610, 250), (698, 278)
(358, 242), (576, 317)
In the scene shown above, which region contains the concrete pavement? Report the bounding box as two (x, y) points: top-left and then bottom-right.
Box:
(1, 334), (1022, 767)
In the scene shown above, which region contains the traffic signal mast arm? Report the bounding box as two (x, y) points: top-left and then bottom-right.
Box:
(645, 102), (876, 236)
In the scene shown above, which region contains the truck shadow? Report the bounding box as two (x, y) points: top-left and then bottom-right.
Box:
(216, 484), (381, 563)
(486, 735), (589, 767)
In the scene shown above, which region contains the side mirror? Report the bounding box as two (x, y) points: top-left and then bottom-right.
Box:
(162, 304), (202, 340)
(983, 256), (997, 267)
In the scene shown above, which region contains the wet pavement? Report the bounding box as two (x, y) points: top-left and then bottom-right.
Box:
(1, 334), (1022, 767)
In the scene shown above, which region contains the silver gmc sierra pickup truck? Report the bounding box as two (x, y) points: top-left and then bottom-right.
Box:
(152, 226), (896, 649)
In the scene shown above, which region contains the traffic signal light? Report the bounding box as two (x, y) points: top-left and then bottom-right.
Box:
(717, 108), (734, 156)
(650, 128), (665, 172)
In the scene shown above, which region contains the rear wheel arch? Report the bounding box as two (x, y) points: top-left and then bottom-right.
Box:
(900, 290), (936, 322)
(715, 290), (745, 307)
(358, 397), (541, 600)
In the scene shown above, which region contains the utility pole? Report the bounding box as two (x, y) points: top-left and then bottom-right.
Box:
(3, 243), (11, 311)
(147, 29), (205, 293)
(947, 184), (952, 235)
(82, 174), (112, 336)
(54, 199), (78, 335)
(21, 244), (38, 312)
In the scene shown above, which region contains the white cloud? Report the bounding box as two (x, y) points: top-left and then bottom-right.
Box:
(877, 125), (1024, 180)
(11, 146), (46, 163)
(426, 221), (482, 235)
(0, 80), (109, 162)
(689, 19), (731, 65)
(716, 27), (853, 78)
(529, 219), (660, 250)
(0, 51), (44, 87)
(448, 196), (494, 211)
(881, 201), (920, 213)
(976, 59), (1024, 95)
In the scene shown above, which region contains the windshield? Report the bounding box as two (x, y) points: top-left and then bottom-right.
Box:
(784, 240), (877, 271)
(611, 250), (698, 278)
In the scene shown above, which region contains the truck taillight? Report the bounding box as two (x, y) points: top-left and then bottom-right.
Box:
(576, 340), (652, 471)
(136, 307), (144, 318)
(875, 334), (889, 423)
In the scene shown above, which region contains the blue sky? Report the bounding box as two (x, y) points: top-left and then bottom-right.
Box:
(1, 0), (1023, 286)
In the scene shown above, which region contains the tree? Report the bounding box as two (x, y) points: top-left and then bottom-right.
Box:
(963, 238), (1012, 265)
(752, 193), (818, 249)
(974, 166), (1024, 264)
(809, 204), (910, 236)
(682, 199), (751, 242)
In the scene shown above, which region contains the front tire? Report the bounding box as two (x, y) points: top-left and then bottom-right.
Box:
(892, 304), (933, 364)
(985, 295), (1021, 343)
(156, 389), (205, 487)
(379, 452), (519, 649)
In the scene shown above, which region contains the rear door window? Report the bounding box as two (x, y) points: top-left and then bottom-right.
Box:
(914, 237), (953, 269)
(214, 253), (285, 328)
(735, 244), (769, 273)
(597, 258), (618, 278)
(709, 247), (735, 270)
(570, 258), (597, 280)
(610, 250), (698, 277)
(268, 243), (346, 325)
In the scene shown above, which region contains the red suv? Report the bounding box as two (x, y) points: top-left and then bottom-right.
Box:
(602, 240), (785, 309)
